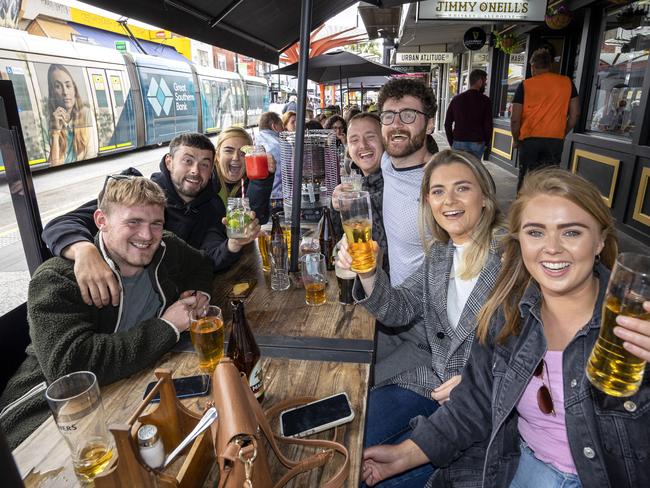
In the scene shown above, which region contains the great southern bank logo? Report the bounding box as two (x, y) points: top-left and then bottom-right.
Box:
(147, 78), (173, 116)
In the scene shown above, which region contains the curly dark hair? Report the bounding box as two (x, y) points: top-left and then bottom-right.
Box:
(323, 114), (347, 133)
(377, 78), (437, 119)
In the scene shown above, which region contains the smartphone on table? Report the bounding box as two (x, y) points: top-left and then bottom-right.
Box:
(143, 374), (210, 403)
(280, 392), (354, 438)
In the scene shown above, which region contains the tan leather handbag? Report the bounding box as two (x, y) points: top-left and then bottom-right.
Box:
(211, 358), (350, 488)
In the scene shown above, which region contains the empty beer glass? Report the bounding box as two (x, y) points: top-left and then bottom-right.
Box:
(586, 253), (650, 397)
(190, 305), (224, 374)
(338, 191), (375, 273)
(45, 371), (114, 484)
(301, 253), (327, 306)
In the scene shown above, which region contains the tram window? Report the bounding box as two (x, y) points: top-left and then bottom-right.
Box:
(5, 71), (33, 112)
(586, 0), (649, 141)
(113, 89), (124, 107)
(95, 89), (108, 108)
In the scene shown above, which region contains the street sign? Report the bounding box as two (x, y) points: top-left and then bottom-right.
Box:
(417, 0), (546, 22)
(395, 52), (454, 64)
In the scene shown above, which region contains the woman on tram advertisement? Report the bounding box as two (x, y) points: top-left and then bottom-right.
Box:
(44, 63), (97, 166)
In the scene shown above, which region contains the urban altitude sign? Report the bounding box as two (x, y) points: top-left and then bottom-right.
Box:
(417, 0), (546, 21)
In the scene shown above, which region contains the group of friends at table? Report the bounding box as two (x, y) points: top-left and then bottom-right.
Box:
(0, 76), (649, 488)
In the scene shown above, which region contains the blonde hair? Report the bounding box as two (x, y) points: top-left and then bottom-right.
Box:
(477, 167), (619, 344)
(214, 126), (252, 186)
(281, 111), (296, 128)
(418, 149), (505, 279)
(99, 176), (167, 215)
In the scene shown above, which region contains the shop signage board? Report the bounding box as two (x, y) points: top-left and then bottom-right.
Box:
(396, 52), (454, 64)
(417, 0), (546, 22)
(463, 27), (487, 50)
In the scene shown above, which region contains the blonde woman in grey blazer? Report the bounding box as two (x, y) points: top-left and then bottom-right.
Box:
(338, 149), (505, 488)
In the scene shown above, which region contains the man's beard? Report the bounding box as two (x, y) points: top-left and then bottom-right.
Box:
(383, 129), (427, 158)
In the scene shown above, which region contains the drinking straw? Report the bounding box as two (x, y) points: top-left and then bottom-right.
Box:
(241, 178), (245, 198)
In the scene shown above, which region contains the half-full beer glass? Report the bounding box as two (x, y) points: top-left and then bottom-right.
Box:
(300, 253), (327, 306)
(45, 371), (114, 484)
(190, 305), (224, 373)
(338, 191), (375, 273)
(586, 253), (650, 397)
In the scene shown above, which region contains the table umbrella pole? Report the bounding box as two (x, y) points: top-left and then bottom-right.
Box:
(339, 65), (343, 111)
(289, 0), (312, 273)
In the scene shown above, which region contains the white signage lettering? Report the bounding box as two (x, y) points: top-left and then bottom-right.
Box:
(396, 52), (454, 65)
(417, 0), (545, 22)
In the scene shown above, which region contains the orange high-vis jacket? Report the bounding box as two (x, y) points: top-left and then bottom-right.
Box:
(519, 72), (573, 140)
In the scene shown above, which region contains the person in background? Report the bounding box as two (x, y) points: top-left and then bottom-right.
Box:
(0, 177), (214, 449)
(214, 126), (275, 224)
(42, 133), (250, 309)
(324, 115), (348, 146)
(282, 94), (297, 114)
(338, 150), (504, 487)
(345, 106), (362, 124)
(444, 68), (493, 161)
(331, 113), (389, 274)
(256, 112), (284, 215)
(315, 113), (328, 125)
(511, 48), (580, 190)
(46, 64), (97, 166)
(281, 111), (297, 132)
(362, 168), (650, 488)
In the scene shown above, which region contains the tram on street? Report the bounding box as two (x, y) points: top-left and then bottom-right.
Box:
(0, 27), (268, 172)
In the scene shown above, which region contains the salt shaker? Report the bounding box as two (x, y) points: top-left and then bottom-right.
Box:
(137, 424), (165, 469)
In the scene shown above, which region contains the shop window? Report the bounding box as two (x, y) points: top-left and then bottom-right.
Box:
(498, 51), (526, 118)
(586, 1), (649, 141)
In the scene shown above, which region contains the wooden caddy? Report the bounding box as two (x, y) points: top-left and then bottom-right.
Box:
(94, 368), (214, 488)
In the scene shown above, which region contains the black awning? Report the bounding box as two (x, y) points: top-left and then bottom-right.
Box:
(83, 0), (361, 64)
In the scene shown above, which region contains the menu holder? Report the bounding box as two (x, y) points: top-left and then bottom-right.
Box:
(94, 368), (214, 488)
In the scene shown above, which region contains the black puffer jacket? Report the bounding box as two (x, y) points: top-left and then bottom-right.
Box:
(42, 158), (240, 272)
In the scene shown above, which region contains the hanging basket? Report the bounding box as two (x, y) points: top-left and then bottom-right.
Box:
(545, 13), (572, 29)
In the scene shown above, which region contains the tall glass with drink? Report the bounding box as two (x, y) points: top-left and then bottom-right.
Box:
(335, 262), (356, 305)
(338, 191), (375, 273)
(270, 213), (291, 291)
(226, 197), (254, 239)
(244, 145), (268, 180)
(586, 253), (650, 397)
(45, 371), (114, 484)
(258, 223), (272, 272)
(190, 305), (224, 374)
(300, 253), (328, 306)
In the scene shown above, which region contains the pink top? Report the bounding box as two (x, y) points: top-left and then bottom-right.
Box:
(517, 350), (578, 474)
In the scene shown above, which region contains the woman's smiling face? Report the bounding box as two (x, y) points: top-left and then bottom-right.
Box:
(217, 136), (248, 183)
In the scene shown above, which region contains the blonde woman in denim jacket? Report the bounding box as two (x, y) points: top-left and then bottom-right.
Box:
(362, 168), (650, 488)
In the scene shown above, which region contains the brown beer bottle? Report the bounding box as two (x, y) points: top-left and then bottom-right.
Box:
(319, 207), (336, 270)
(227, 300), (265, 402)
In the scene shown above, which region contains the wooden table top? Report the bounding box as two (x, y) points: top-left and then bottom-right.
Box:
(15, 353), (369, 488)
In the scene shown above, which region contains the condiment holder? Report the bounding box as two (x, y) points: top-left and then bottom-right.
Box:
(94, 369), (214, 488)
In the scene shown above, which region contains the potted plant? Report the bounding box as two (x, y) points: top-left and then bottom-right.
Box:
(546, 3), (573, 30)
(492, 32), (519, 54)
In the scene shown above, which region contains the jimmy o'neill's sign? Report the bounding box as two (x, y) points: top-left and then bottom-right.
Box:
(396, 52), (454, 65)
(417, 0), (546, 21)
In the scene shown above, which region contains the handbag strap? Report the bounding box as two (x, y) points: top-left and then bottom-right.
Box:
(253, 395), (350, 488)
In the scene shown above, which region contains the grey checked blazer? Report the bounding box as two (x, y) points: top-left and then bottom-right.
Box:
(356, 236), (502, 398)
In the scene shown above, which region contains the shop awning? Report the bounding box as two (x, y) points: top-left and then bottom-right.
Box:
(26, 18), (79, 41)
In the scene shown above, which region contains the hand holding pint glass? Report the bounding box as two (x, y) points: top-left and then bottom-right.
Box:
(190, 305), (224, 374)
(45, 371), (114, 484)
(338, 191), (375, 274)
(587, 253), (650, 397)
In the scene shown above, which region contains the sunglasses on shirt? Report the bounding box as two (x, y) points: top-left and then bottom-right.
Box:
(534, 359), (556, 416)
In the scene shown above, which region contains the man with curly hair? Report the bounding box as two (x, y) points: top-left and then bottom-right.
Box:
(372, 78), (438, 384)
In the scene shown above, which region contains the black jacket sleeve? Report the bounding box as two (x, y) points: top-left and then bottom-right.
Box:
(444, 100), (455, 145)
(42, 199), (99, 256)
(247, 173), (275, 225)
(202, 219), (241, 273)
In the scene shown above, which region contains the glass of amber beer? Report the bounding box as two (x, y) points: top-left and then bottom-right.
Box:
(258, 223), (272, 272)
(338, 191), (375, 273)
(300, 253), (328, 306)
(45, 371), (114, 484)
(190, 305), (224, 374)
(586, 253), (650, 397)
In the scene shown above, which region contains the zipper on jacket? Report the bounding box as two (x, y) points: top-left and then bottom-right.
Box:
(98, 235), (124, 332)
(154, 242), (167, 316)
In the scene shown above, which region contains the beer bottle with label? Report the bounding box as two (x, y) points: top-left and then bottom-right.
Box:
(319, 207), (336, 270)
(227, 300), (265, 402)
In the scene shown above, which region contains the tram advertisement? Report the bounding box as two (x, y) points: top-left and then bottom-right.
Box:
(33, 63), (98, 167)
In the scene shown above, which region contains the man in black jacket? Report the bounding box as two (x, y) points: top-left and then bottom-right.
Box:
(42, 133), (259, 308)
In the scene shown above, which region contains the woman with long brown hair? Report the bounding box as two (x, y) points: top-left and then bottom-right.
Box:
(362, 168), (650, 488)
(46, 64), (96, 166)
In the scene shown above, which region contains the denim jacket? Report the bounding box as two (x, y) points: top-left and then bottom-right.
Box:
(410, 264), (650, 488)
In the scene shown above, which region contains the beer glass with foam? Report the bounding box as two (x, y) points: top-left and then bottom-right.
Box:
(300, 253), (328, 306)
(190, 305), (224, 373)
(45, 371), (114, 484)
(586, 253), (650, 397)
(338, 191), (375, 273)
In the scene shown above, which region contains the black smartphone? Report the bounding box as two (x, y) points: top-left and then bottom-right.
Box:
(280, 392), (354, 438)
(143, 375), (211, 403)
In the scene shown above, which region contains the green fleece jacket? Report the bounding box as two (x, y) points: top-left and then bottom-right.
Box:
(0, 231), (213, 449)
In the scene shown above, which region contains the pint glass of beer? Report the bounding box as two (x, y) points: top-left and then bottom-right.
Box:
(335, 262), (356, 305)
(45, 371), (114, 484)
(586, 253), (650, 397)
(190, 305), (224, 373)
(258, 223), (272, 272)
(300, 253), (328, 306)
(338, 191), (375, 273)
